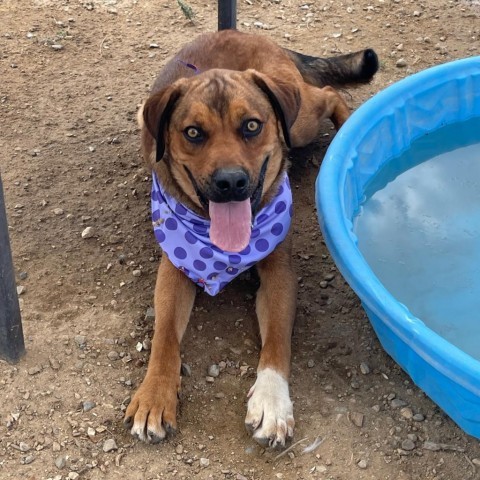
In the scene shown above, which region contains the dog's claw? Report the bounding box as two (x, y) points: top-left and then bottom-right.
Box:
(124, 416), (133, 429)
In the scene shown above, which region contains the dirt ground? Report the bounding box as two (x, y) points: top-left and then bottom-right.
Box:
(1, 0), (479, 479)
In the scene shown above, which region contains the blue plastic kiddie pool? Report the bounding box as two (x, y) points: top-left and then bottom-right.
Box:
(316, 57), (480, 439)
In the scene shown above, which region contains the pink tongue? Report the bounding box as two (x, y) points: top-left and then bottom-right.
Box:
(209, 199), (252, 252)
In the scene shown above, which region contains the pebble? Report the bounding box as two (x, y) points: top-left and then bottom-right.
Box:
(51, 44), (64, 50)
(17, 285), (26, 295)
(175, 444), (184, 454)
(19, 272), (28, 280)
(19, 442), (30, 452)
(401, 439), (416, 451)
(132, 269), (141, 277)
(68, 473), (79, 480)
(107, 351), (119, 361)
(55, 455), (66, 469)
(360, 362), (370, 374)
(53, 208), (64, 215)
(87, 427), (96, 437)
(391, 398), (407, 408)
(103, 438), (118, 453)
(74, 335), (86, 347)
(208, 364), (220, 377)
(28, 366), (41, 375)
(307, 359), (315, 368)
(144, 307), (155, 322)
(21, 455), (35, 465)
(319, 281), (328, 288)
(350, 411), (364, 428)
(81, 227), (95, 239)
(206, 376), (215, 383)
(472, 458), (480, 467)
(83, 400), (96, 412)
(400, 407), (413, 419)
(199, 457), (210, 468)
(357, 459), (368, 469)
(413, 413), (425, 422)
(49, 357), (60, 370)
(181, 363), (192, 377)
(396, 58), (407, 68)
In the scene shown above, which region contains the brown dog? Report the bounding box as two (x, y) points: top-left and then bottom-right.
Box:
(124, 29), (378, 447)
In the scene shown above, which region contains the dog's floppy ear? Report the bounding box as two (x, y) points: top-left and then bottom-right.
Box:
(250, 71), (301, 149)
(142, 84), (184, 162)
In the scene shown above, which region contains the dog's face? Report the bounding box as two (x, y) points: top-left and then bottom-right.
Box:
(141, 69), (300, 251)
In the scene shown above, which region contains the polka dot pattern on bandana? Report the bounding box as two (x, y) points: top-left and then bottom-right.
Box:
(151, 172), (293, 296)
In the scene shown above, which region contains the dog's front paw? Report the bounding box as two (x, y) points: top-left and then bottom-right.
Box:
(245, 368), (294, 448)
(124, 375), (178, 444)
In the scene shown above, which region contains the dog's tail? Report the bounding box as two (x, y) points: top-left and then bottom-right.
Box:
(285, 48), (379, 88)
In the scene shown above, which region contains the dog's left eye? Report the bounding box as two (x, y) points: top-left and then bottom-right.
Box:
(242, 119), (263, 137)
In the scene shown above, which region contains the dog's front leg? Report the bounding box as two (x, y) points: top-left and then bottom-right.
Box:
(124, 255), (196, 443)
(245, 235), (297, 448)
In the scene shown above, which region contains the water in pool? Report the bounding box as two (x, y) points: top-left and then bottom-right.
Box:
(354, 117), (480, 361)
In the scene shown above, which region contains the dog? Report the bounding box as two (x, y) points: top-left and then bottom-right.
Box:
(124, 29), (378, 448)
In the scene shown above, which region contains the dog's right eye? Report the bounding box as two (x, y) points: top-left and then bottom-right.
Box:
(184, 126), (204, 143)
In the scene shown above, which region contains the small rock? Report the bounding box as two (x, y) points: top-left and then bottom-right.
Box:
(107, 351), (119, 361)
(68, 473), (79, 480)
(52, 442), (61, 452)
(87, 427), (96, 437)
(206, 376), (215, 383)
(55, 455), (67, 469)
(49, 357), (60, 370)
(17, 285), (26, 295)
(74, 335), (86, 347)
(208, 364), (220, 377)
(472, 458), (480, 467)
(413, 413), (425, 422)
(396, 58), (407, 68)
(357, 459), (368, 469)
(103, 438), (118, 453)
(307, 359), (315, 368)
(391, 398), (407, 408)
(21, 455), (35, 465)
(319, 281), (328, 288)
(350, 411), (364, 428)
(28, 366), (41, 375)
(400, 407), (413, 419)
(396, 43), (404, 51)
(132, 269), (141, 277)
(144, 307), (155, 322)
(199, 457), (210, 468)
(53, 208), (64, 216)
(413, 10), (421, 16)
(401, 439), (416, 451)
(372, 404), (380, 413)
(81, 227), (95, 239)
(181, 363), (192, 377)
(176, 444), (184, 454)
(19, 442), (30, 452)
(360, 362), (370, 375)
(83, 400), (96, 412)
(19, 271), (28, 280)
(51, 44), (64, 50)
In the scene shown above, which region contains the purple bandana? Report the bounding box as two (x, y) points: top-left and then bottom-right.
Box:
(151, 172), (293, 296)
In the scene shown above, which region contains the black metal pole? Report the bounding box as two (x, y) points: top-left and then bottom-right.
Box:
(0, 172), (25, 363)
(218, 0), (236, 30)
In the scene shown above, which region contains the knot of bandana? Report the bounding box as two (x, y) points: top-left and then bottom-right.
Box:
(151, 172), (293, 296)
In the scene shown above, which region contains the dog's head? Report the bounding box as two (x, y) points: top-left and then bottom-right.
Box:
(141, 68), (301, 252)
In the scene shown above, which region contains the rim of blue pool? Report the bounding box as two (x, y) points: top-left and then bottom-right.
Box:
(316, 56), (480, 439)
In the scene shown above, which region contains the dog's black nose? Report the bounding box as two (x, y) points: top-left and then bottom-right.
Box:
(210, 168), (250, 202)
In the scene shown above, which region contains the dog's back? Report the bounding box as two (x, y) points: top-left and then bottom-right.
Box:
(152, 30), (378, 94)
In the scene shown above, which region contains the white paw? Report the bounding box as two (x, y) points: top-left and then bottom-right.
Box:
(245, 368), (294, 448)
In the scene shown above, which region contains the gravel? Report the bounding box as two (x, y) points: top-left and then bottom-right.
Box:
(103, 438), (118, 453)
